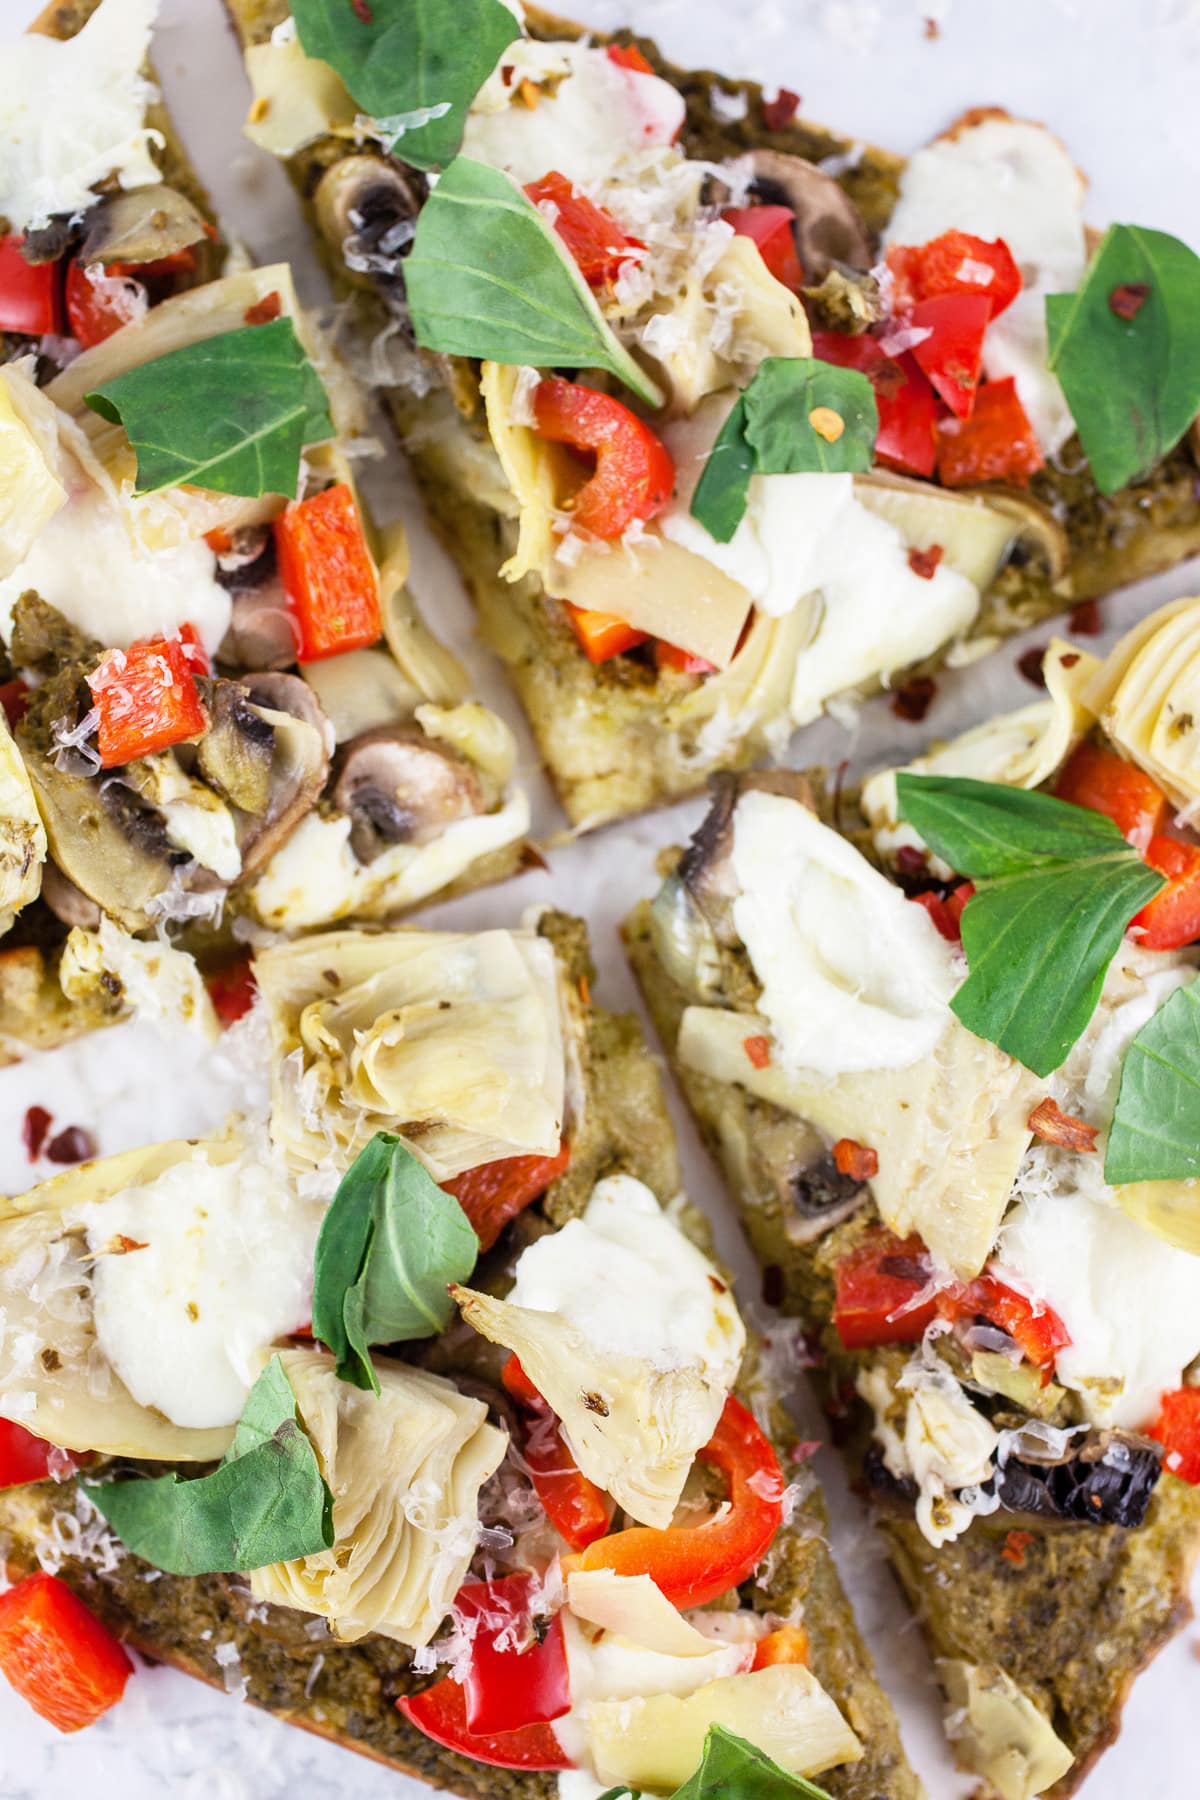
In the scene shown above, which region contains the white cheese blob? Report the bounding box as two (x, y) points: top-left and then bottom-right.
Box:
(78, 1143), (323, 1430)
(885, 116), (1087, 454)
(0, 0), (163, 233)
(462, 40), (684, 188)
(728, 789), (959, 1075)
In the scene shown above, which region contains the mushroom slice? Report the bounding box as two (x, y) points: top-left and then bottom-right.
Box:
(78, 186), (211, 268)
(678, 768), (818, 946)
(313, 155), (422, 291)
(196, 680), (276, 815)
(741, 149), (873, 281)
(233, 680), (331, 882)
(39, 859), (101, 930)
(332, 725), (484, 865)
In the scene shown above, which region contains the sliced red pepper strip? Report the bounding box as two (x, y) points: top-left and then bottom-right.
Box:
(1054, 741), (1168, 851)
(936, 377), (1045, 486)
(564, 602), (648, 664)
(532, 377), (675, 540)
(908, 291), (991, 419)
(811, 331), (937, 478)
(0, 1420), (63, 1488)
(65, 250), (200, 347)
(399, 1678), (571, 1770)
(606, 42), (655, 75)
(524, 172), (644, 286)
(832, 1230), (936, 1349)
(501, 1355), (612, 1551)
(887, 231), (1021, 320)
(0, 235), (62, 336)
(655, 639), (716, 676)
(442, 1142), (570, 1255)
(275, 482), (382, 661)
(88, 634), (207, 769)
(937, 1275), (1071, 1371)
(205, 955), (258, 1029)
(0, 1572), (131, 1733)
(444, 1572), (570, 1736)
(722, 205), (802, 291)
(566, 1394), (784, 1610)
(1149, 1387), (1200, 1484)
(1133, 837), (1200, 950)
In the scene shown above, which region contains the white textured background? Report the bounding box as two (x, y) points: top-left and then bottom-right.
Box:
(2, 0), (1200, 1793)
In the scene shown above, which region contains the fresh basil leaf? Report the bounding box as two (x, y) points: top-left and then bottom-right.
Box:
(1105, 981), (1200, 1183)
(676, 1727), (834, 1799)
(691, 358), (877, 542)
(85, 318), (334, 498)
(1046, 224), (1200, 494)
(896, 774), (1165, 1077)
(405, 156), (663, 409)
(312, 1131), (479, 1393)
(81, 1357), (334, 1576)
(291, 0), (517, 170)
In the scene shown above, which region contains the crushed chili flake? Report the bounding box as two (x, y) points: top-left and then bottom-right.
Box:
(45, 1125), (97, 1166)
(248, 96), (269, 124)
(0, 678), (30, 732)
(763, 87), (801, 131)
(907, 544), (944, 581)
(349, 0), (373, 21)
(244, 291), (282, 326)
(923, 14), (940, 36)
(1027, 1096), (1098, 1152)
(578, 975), (591, 1008)
(22, 1105), (52, 1162)
(1001, 1529), (1034, 1566)
(114, 1235), (149, 1255)
(743, 1034), (772, 1070)
(1059, 652), (1081, 668)
(809, 406), (844, 443)
(1017, 645), (1048, 688)
(500, 63), (515, 86)
(891, 675), (937, 722)
(895, 844), (929, 877)
(1109, 282), (1150, 321)
(761, 1263), (786, 1307)
(1068, 598), (1102, 636)
(833, 1137), (879, 1180)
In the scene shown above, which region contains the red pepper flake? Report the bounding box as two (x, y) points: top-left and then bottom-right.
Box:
(761, 1263), (785, 1307)
(1109, 282), (1150, 321)
(0, 679), (30, 732)
(1059, 652), (1081, 668)
(1068, 598), (1102, 636)
(22, 1105), (52, 1162)
(349, 0), (374, 21)
(923, 14), (941, 36)
(790, 1439), (822, 1465)
(1017, 645), (1048, 689)
(114, 1235), (149, 1255)
(833, 1137), (879, 1180)
(907, 544), (944, 581)
(45, 1126), (97, 1166)
(578, 975), (591, 1008)
(244, 291), (282, 325)
(763, 87), (801, 131)
(1001, 1529), (1034, 1567)
(500, 63), (515, 87)
(1027, 1096), (1098, 1152)
(895, 844), (929, 877)
(891, 675), (937, 722)
(743, 1034), (772, 1070)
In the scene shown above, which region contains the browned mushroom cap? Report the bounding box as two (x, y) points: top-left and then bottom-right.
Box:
(679, 768), (818, 945)
(233, 675), (333, 880)
(742, 149), (873, 282)
(332, 726), (484, 864)
(39, 860), (101, 931)
(78, 187), (211, 267)
(313, 156), (423, 289)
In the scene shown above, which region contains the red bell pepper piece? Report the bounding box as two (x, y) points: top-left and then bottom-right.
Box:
(908, 292), (991, 419)
(656, 639), (716, 676)
(751, 1623), (809, 1670)
(88, 634), (207, 769)
(606, 42), (655, 75)
(442, 1142), (571, 1254)
(911, 881), (975, 943)
(567, 1395), (784, 1609)
(1133, 837), (1200, 950)
(0, 235), (62, 336)
(0, 678), (30, 732)
(275, 482), (382, 661)
(65, 250), (200, 347)
(0, 1572), (131, 1733)
(1054, 741), (1168, 852)
(887, 231), (1021, 320)
(205, 955), (258, 1028)
(938, 1275), (1070, 1372)
(811, 331), (937, 478)
(722, 205), (802, 291)
(564, 602), (648, 664)
(399, 1682), (571, 1770)
(532, 377), (674, 540)
(936, 377), (1045, 486)
(0, 1420), (62, 1488)
(524, 172), (644, 287)
(832, 1230), (936, 1349)
(501, 1356), (612, 1551)
(1149, 1387), (1200, 1484)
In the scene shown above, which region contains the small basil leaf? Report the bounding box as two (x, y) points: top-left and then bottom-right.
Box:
(690, 358), (877, 540)
(312, 1131), (479, 1393)
(1046, 224), (1200, 493)
(897, 774), (1165, 1077)
(291, 0), (517, 170)
(1105, 981), (1200, 1183)
(405, 156), (663, 408)
(81, 1356), (334, 1576)
(84, 318), (334, 498)
(673, 1727), (834, 1799)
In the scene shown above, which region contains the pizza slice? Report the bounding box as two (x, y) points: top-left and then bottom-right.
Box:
(225, 1), (1200, 827)
(626, 596), (1200, 1796)
(0, 906), (917, 1800)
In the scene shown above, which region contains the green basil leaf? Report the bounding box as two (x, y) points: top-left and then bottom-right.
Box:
(896, 774), (1165, 1077)
(1046, 224), (1200, 493)
(291, 0), (516, 170)
(81, 1357), (334, 1576)
(405, 156), (664, 408)
(674, 1727), (834, 1799)
(312, 1131), (479, 1393)
(691, 358), (877, 542)
(1105, 981), (1200, 1183)
(85, 318), (334, 498)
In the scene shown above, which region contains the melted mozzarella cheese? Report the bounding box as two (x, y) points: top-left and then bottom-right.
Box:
(728, 789), (959, 1074)
(0, 0), (162, 233)
(885, 116), (1087, 455)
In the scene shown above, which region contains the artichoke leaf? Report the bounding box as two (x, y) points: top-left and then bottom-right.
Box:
(937, 1660), (1073, 1800)
(1085, 595), (1200, 814)
(0, 715), (46, 937)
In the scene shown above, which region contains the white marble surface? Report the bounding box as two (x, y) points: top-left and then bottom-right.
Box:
(3, 0), (1200, 1793)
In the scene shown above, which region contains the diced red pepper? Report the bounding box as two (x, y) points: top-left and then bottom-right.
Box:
(655, 639), (716, 676)
(938, 1275), (1071, 1372)
(1149, 1387), (1200, 1484)
(751, 1623), (809, 1669)
(0, 1420), (60, 1488)
(832, 1137), (878, 1180)
(88, 635), (207, 769)
(205, 956), (258, 1028)
(442, 1142), (571, 1254)
(0, 1572), (131, 1733)
(742, 1034), (772, 1070)
(0, 678), (30, 732)
(564, 603), (648, 664)
(398, 1676), (571, 1770)
(912, 880), (975, 942)
(936, 377), (1045, 486)
(762, 88), (801, 133)
(887, 231), (1021, 320)
(532, 377), (675, 540)
(606, 42), (655, 75)
(175, 621), (210, 676)
(1133, 837), (1200, 950)
(0, 235), (62, 336)
(566, 1394), (784, 1610)
(832, 1230), (936, 1349)
(1054, 741), (1168, 852)
(275, 482), (382, 661)
(722, 205), (802, 291)
(65, 250), (199, 348)
(811, 331), (937, 478)
(501, 1356), (612, 1551)
(908, 292), (991, 419)
(524, 172), (644, 286)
